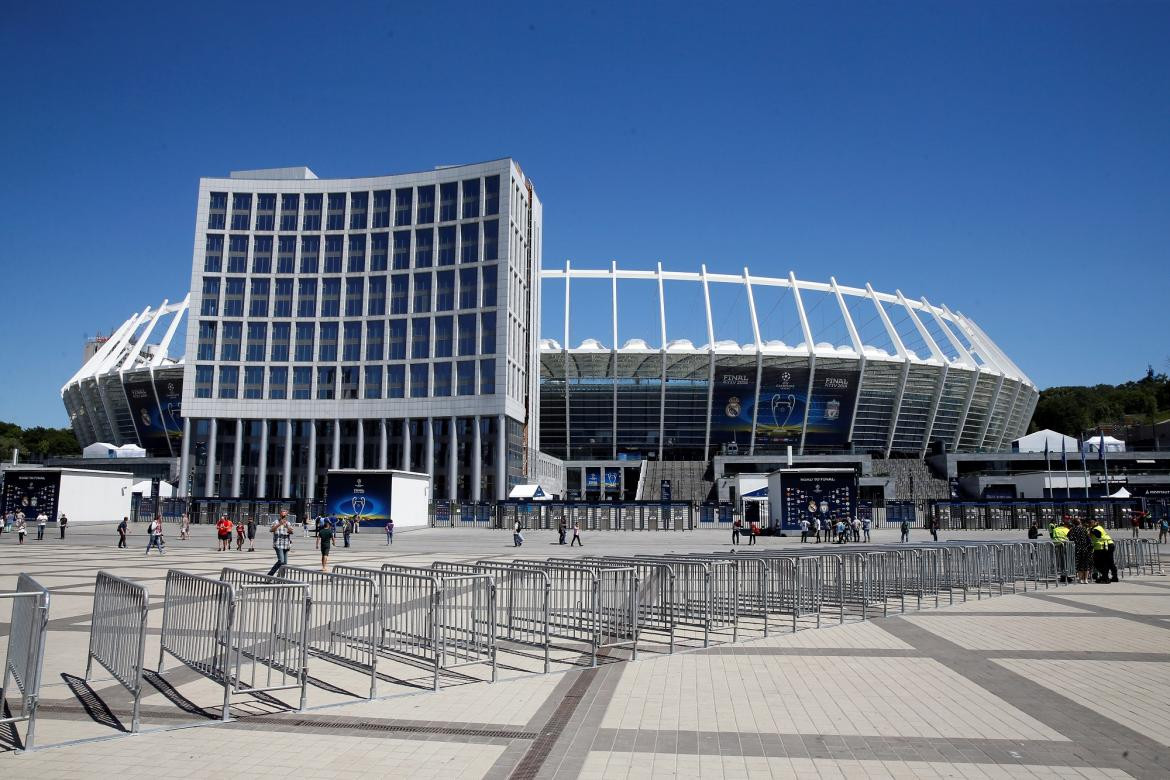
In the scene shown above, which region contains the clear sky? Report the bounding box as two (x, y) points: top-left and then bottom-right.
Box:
(1, 1), (1167, 428)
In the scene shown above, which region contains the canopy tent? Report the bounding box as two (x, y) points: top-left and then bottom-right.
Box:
(1107, 486), (1132, 498)
(508, 484), (552, 501)
(1012, 429), (1078, 455)
(1083, 435), (1126, 454)
(741, 486), (769, 501)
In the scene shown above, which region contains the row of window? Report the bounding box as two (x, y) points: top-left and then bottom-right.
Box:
(196, 314), (496, 363)
(199, 267), (497, 318)
(204, 222), (499, 274)
(193, 359), (496, 400)
(208, 177), (501, 232)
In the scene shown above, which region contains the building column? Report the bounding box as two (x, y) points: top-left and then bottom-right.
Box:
(178, 417), (191, 497)
(424, 418), (435, 482)
(282, 420), (293, 498)
(401, 418), (411, 471)
(231, 419), (244, 498)
(379, 420), (388, 470)
(257, 420), (269, 498)
(307, 420), (317, 500)
(356, 420), (365, 470)
(447, 417), (459, 501)
(204, 418), (218, 497)
(471, 416), (482, 501)
(331, 419), (341, 470)
(496, 414), (507, 500)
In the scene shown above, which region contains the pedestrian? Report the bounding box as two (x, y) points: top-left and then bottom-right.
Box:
(1090, 522), (1118, 583)
(513, 518), (523, 547)
(267, 510), (294, 576)
(246, 516), (257, 551)
(862, 516), (871, 542)
(216, 515), (233, 551)
(16, 514), (27, 544)
(571, 520), (582, 547)
(179, 513), (191, 540)
(58, 513), (68, 539)
(1027, 522), (1040, 539)
(929, 518), (939, 542)
(747, 519), (758, 545)
(835, 518), (846, 544)
(558, 518), (567, 545)
(1130, 512), (1142, 538)
(1159, 517), (1169, 544)
(732, 517), (742, 545)
(235, 519), (246, 551)
(800, 518), (810, 543)
(813, 518), (822, 544)
(342, 515), (352, 548)
(1068, 518), (1093, 584)
(2, 510), (13, 535)
(385, 518), (395, 545)
(900, 518), (910, 543)
(318, 515), (335, 571)
(145, 516), (165, 555)
(36, 511), (48, 541)
(117, 516), (129, 548)
(852, 517), (861, 543)
(314, 516), (324, 550)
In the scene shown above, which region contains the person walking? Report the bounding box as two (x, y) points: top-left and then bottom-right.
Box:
(571, 520), (582, 547)
(385, 518), (395, 545)
(318, 516), (335, 571)
(246, 516), (257, 551)
(834, 518), (846, 544)
(748, 519), (759, 545)
(800, 518), (810, 543)
(929, 518), (939, 542)
(314, 516), (325, 550)
(267, 510), (294, 576)
(117, 517), (129, 548)
(145, 517), (165, 555)
(558, 518), (567, 545)
(1068, 518), (1093, 584)
(216, 515), (233, 551)
(179, 513), (191, 540)
(15, 514), (27, 544)
(235, 519), (246, 551)
(58, 513), (68, 539)
(1159, 516), (1169, 544)
(1027, 522), (1040, 539)
(861, 516), (871, 542)
(2, 510), (13, 535)
(900, 518), (910, 543)
(732, 517), (742, 545)
(512, 518), (523, 547)
(1130, 512), (1142, 538)
(342, 515), (353, 548)
(852, 517), (862, 543)
(36, 511), (48, 541)
(1090, 522), (1118, 583)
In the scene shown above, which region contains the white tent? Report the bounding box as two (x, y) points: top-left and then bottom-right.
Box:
(1083, 435), (1126, 454)
(508, 484), (552, 501)
(1107, 486), (1131, 498)
(1013, 429), (1078, 454)
(83, 442), (147, 459)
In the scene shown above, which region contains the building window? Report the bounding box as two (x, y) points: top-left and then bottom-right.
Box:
(417, 185), (435, 224)
(227, 235), (248, 273)
(204, 234), (223, 272)
(413, 272), (431, 312)
(218, 365), (238, 398)
(317, 366), (336, 399)
(364, 366), (382, 399)
(208, 192), (227, 230)
(256, 194), (276, 231)
(371, 232), (388, 271)
(434, 315), (453, 357)
(462, 179), (480, 219)
(321, 277), (341, 317)
(277, 235), (295, 274)
(200, 278), (220, 316)
(388, 365), (405, 398)
(302, 193), (322, 231)
(300, 236), (320, 273)
(484, 175), (499, 215)
(433, 362), (451, 397)
(253, 236), (273, 273)
(195, 365), (213, 398)
(220, 321), (242, 361)
(410, 363), (429, 397)
(292, 366), (312, 399)
(480, 359), (495, 394)
(414, 228), (433, 268)
(345, 277), (363, 316)
(395, 188), (413, 226)
(482, 264), (497, 306)
(243, 366), (264, 399)
(295, 323), (315, 362)
(197, 321), (217, 361)
(326, 193), (345, 231)
(271, 322), (291, 361)
(483, 219), (498, 261)
(411, 317), (430, 359)
(246, 322), (267, 361)
(365, 320), (384, 360)
(390, 275), (408, 314)
(457, 360), (475, 395)
(324, 235), (343, 273)
(372, 190), (391, 228)
(279, 194), (299, 231)
(368, 276), (386, 315)
(297, 279), (317, 318)
(274, 278), (293, 317)
(347, 234), (366, 272)
(269, 366), (288, 399)
(343, 321), (361, 361)
(230, 193), (252, 230)
(340, 365), (359, 399)
(460, 223), (479, 263)
(249, 279), (270, 317)
(388, 320), (406, 359)
(480, 311), (496, 354)
(224, 278), (245, 317)
(318, 322), (338, 362)
(439, 182), (457, 222)
(458, 313), (476, 356)
(349, 192), (367, 230)
(437, 226), (456, 266)
(393, 230), (410, 270)
(459, 268), (477, 309)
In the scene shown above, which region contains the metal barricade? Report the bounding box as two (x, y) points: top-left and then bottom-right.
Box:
(86, 572), (149, 732)
(159, 570), (310, 720)
(274, 566), (380, 698)
(550, 558), (679, 650)
(1, 573), (50, 751)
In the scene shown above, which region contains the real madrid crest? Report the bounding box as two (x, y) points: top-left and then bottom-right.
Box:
(725, 396), (741, 418)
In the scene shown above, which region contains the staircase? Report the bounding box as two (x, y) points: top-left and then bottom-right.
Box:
(871, 458), (950, 500)
(640, 460), (715, 503)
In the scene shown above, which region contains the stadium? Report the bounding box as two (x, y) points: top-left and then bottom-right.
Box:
(58, 159), (1043, 515)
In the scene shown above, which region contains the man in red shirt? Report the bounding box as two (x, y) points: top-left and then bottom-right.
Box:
(216, 515), (233, 551)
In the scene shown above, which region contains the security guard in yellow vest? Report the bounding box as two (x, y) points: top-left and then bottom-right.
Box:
(1090, 523), (1118, 583)
(1052, 519), (1071, 582)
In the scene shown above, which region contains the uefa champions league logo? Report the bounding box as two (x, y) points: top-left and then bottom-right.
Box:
(770, 394), (797, 428)
(350, 479), (368, 521)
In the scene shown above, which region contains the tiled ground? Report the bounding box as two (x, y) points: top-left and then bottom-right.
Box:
(1, 522), (1167, 779)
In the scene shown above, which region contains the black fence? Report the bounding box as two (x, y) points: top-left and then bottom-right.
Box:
(926, 498), (1155, 531)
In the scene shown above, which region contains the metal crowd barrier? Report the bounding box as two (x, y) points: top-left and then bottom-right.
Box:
(332, 564), (497, 691)
(1114, 538), (1163, 577)
(274, 566), (380, 699)
(1, 573), (50, 751)
(159, 570), (310, 720)
(86, 572), (149, 733)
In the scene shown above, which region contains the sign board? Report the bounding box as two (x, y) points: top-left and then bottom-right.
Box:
(604, 468), (620, 490)
(660, 479), (672, 503)
(124, 379), (171, 455)
(2, 471), (62, 521)
(774, 469), (857, 531)
(325, 470), (393, 527)
(585, 468), (601, 489)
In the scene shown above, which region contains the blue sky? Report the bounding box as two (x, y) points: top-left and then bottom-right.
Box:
(1, 1), (1167, 427)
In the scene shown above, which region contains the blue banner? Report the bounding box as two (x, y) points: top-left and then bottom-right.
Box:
(777, 471), (857, 530)
(325, 471), (393, 527)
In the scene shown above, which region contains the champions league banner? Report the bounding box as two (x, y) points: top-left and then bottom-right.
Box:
(325, 471), (393, 527)
(153, 377), (184, 441)
(713, 364), (860, 449)
(804, 369), (860, 446)
(709, 366), (756, 447)
(2, 471), (61, 521)
(753, 366), (809, 448)
(125, 379), (171, 455)
(778, 471), (857, 530)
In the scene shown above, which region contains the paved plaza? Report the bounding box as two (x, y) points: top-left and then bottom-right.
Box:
(1, 523), (1168, 779)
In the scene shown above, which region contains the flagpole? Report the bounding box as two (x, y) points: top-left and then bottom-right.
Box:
(1101, 433), (1109, 496)
(1080, 437), (1090, 499)
(1062, 440), (1070, 500)
(1044, 442), (1051, 499)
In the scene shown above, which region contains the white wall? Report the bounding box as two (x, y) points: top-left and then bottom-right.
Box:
(57, 471), (133, 523)
(391, 472), (431, 528)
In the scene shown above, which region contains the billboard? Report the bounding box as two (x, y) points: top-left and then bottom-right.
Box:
(325, 471), (393, 527)
(125, 378), (171, 455)
(710, 365), (756, 447)
(753, 366), (809, 449)
(603, 468), (620, 491)
(585, 468), (601, 490)
(714, 365), (860, 450)
(154, 376), (184, 442)
(777, 470), (857, 530)
(804, 368), (860, 446)
(2, 471), (61, 520)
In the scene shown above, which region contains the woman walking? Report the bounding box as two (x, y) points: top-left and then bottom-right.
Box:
(179, 513), (191, 541)
(246, 516), (257, 551)
(318, 516), (335, 571)
(235, 520), (246, 551)
(1068, 517), (1093, 584)
(385, 518), (394, 545)
(15, 515), (27, 544)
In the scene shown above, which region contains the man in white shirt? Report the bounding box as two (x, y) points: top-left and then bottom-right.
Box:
(36, 511), (48, 541)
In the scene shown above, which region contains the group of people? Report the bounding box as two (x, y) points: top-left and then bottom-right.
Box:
(214, 515), (258, 552)
(1029, 515), (1121, 584)
(798, 516), (873, 544)
(122, 513), (192, 554)
(731, 517), (761, 545)
(1, 510), (68, 543)
(512, 518), (582, 546)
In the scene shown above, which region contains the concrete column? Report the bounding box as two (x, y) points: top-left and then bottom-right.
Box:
(447, 417), (458, 501)
(425, 418), (435, 482)
(231, 419), (243, 498)
(204, 418), (217, 496)
(379, 420), (388, 470)
(331, 419), (341, 470)
(496, 414), (507, 500)
(471, 415), (482, 501)
(281, 420), (293, 498)
(356, 420), (365, 470)
(179, 417), (191, 497)
(401, 418), (411, 471)
(307, 420), (317, 500)
(257, 420), (269, 498)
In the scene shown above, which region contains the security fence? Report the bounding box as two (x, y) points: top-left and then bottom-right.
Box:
(1, 573), (50, 751)
(86, 572), (149, 733)
(432, 500), (702, 530)
(158, 570), (311, 721)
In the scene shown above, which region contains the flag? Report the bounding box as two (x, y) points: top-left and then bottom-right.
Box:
(1044, 440), (1050, 470)
(1099, 434), (1106, 461)
(1061, 439), (1067, 467)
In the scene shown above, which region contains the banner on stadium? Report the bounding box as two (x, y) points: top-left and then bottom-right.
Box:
(125, 378), (171, 455)
(710, 365), (757, 447)
(776, 469), (857, 530)
(603, 468), (620, 491)
(585, 468), (601, 489)
(714, 364), (860, 449)
(753, 366), (809, 448)
(324, 470), (392, 527)
(2, 471), (62, 521)
(153, 376), (184, 442)
(804, 368), (860, 446)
